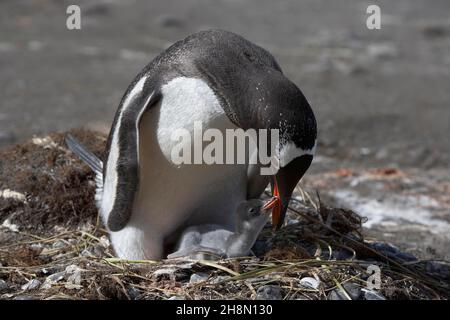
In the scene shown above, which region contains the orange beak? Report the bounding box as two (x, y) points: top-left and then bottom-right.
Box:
(271, 178), (282, 227)
(262, 196), (279, 210)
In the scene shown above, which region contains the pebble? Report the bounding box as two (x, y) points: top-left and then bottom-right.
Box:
(363, 289), (386, 300)
(332, 249), (354, 260)
(328, 283), (361, 300)
(41, 271), (65, 289)
(168, 296), (185, 300)
(13, 295), (37, 300)
(189, 272), (210, 283)
(21, 279), (41, 291)
(52, 240), (66, 248)
(65, 265), (82, 289)
(0, 279), (8, 292)
(299, 277), (320, 290)
(153, 267), (178, 277)
(38, 267), (62, 276)
(176, 262), (196, 270)
(210, 276), (228, 284)
(256, 285), (282, 300)
(127, 287), (142, 300)
(81, 245), (105, 258)
(99, 235), (110, 248)
(370, 242), (418, 262)
(80, 248), (94, 257)
(29, 243), (44, 255)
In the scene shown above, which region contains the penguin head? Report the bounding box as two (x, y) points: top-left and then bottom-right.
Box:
(239, 69), (317, 229)
(235, 197), (279, 233)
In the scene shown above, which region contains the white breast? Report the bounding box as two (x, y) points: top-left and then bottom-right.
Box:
(109, 77), (248, 260)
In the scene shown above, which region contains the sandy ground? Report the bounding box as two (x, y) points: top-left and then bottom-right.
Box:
(1, 1), (449, 258)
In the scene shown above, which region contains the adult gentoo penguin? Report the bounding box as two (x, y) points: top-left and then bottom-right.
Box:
(67, 30), (317, 260)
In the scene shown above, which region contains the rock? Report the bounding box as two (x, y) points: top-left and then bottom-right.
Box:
(65, 265), (82, 289)
(99, 235), (110, 248)
(328, 283), (361, 300)
(39, 268), (51, 276)
(29, 243), (44, 255)
(1, 219), (19, 232)
(13, 295), (38, 300)
(299, 277), (320, 290)
(152, 267), (187, 281)
(363, 289), (386, 300)
(152, 264), (192, 281)
(21, 279), (41, 291)
(127, 287), (142, 300)
(190, 272), (210, 283)
(52, 240), (66, 248)
(210, 276), (228, 284)
(370, 242), (418, 262)
(36, 266), (63, 277)
(256, 285), (282, 300)
(81, 245), (104, 258)
(168, 296), (185, 300)
(80, 248), (94, 257)
(286, 218), (300, 225)
(51, 253), (67, 261)
(92, 245), (106, 257)
(425, 261), (450, 279)
(175, 262), (197, 270)
(41, 271), (65, 289)
(332, 249), (354, 260)
(328, 290), (345, 300)
(0, 279), (8, 292)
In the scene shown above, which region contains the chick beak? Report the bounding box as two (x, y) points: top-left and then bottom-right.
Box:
(270, 178), (282, 227)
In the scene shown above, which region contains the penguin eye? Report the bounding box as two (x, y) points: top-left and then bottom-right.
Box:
(248, 207), (257, 215)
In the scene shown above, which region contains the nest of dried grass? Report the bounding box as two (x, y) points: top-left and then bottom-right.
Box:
(0, 130), (449, 300)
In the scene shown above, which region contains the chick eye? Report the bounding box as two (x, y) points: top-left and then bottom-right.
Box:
(248, 207), (256, 215)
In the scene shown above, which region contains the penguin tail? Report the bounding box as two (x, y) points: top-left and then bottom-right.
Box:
(65, 133), (104, 210)
(65, 133), (103, 175)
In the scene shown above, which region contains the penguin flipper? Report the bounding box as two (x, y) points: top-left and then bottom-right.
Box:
(104, 84), (162, 232)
